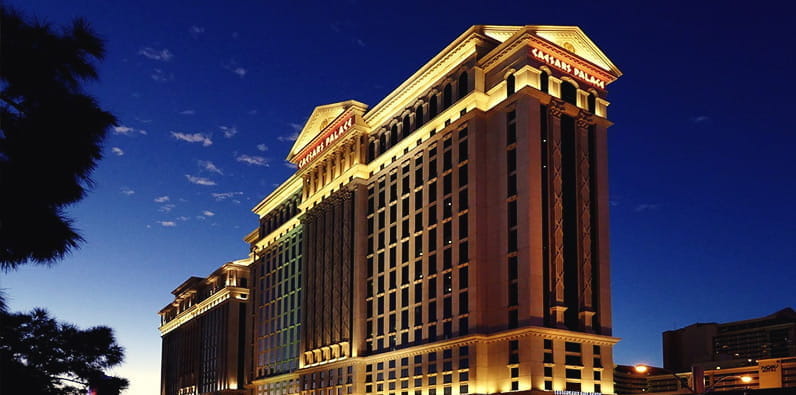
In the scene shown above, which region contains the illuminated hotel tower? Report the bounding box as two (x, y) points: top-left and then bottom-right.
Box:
(244, 25), (621, 395)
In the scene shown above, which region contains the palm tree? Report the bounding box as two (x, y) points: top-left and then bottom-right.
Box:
(0, 6), (117, 269)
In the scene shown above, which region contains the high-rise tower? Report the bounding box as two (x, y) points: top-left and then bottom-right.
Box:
(244, 25), (620, 395)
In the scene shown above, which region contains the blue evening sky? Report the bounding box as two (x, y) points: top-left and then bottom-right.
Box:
(2, 1), (794, 393)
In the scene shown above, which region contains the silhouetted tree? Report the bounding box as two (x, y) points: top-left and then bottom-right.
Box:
(0, 308), (129, 394)
(0, 5), (117, 270)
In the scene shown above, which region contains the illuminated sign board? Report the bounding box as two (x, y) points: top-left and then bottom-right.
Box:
(296, 114), (354, 169)
(531, 46), (608, 89)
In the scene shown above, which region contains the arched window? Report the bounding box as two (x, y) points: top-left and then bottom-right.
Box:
(561, 81), (577, 105)
(458, 72), (469, 99)
(430, 96), (438, 118)
(403, 115), (411, 137)
(415, 105), (424, 130)
(380, 134), (387, 151)
(390, 125), (398, 146)
(540, 71), (549, 93)
(587, 92), (596, 113)
(443, 84), (452, 108)
(368, 141), (376, 161)
(506, 74), (515, 95)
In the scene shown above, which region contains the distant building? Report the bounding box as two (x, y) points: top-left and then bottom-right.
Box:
(663, 308), (796, 372)
(159, 259), (252, 395)
(616, 357), (796, 393)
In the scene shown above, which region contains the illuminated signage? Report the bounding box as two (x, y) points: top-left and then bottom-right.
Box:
(296, 115), (354, 169)
(554, 391), (602, 395)
(531, 47), (607, 89)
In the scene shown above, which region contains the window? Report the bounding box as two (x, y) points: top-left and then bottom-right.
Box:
(443, 84), (452, 108)
(458, 72), (469, 99)
(540, 71), (549, 93)
(507, 73), (515, 95)
(561, 81), (577, 105)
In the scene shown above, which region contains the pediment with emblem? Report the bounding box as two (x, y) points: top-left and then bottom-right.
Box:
(288, 100), (369, 161)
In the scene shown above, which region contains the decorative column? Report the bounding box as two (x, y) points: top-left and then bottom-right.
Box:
(576, 110), (595, 331)
(547, 99), (567, 328)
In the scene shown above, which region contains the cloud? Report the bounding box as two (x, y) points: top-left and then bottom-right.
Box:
(120, 187), (135, 195)
(220, 125), (238, 138)
(171, 132), (212, 147)
(236, 154), (268, 166)
(157, 221), (177, 227)
(355, 38), (366, 47)
(202, 210), (215, 217)
(179, 109), (195, 115)
(211, 191), (243, 201)
(198, 160), (223, 175)
(176, 216), (190, 221)
(138, 47), (174, 61)
(257, 144), (268, 152)
(151, 68), (174, 82)
(185, 174), (216, 186)
(111, 147), (124, 156)
(634, 203), (661, 212)
(691, 115), (711, 124)
(189, 25), (204, 38)
(284, 161), (298, 169)
(159, 204), (176, 213)
(224, 61), (247, 77)
(113, 125), (147, 136)
(154, 196), (170, 203)
(277, 132), (299, 142)
(248, 109), (258, 115)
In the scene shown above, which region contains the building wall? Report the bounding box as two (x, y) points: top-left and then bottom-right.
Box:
(244, 25), (622, 395)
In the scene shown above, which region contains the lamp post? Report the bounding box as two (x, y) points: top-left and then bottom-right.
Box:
(705, 375), (752, 392)
(634, 364), (696, 393)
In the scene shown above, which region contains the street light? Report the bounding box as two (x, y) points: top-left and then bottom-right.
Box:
(705, 375), (753, 392)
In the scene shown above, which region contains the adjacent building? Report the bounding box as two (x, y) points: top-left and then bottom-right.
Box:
(159, 259), (252, 395)
(663, 308), (796, 372)
(161, 24), (624, 395)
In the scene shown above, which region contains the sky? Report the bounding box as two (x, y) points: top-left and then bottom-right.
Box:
(2, 0), (795, 393)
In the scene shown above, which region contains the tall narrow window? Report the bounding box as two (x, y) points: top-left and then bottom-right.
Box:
(430, 96), (438, 118)
(458, 72), (469, 99)
(443, 84), (452, 108)
(415, 105), (424, 130)
(403, 115), (412, 138)
(506, 73), (515, 95)
(540, 71), (549, 93)
(561, 81), (577, 105)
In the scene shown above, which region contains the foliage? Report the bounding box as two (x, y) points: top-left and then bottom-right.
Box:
(0, 308), (129, 394)
(0, 5), (117, 269)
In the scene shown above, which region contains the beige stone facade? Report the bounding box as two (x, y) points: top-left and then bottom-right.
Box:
(244, 25), (622, 395)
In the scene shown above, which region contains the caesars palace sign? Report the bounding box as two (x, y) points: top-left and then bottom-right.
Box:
(296, 114), (355, 169)
(531, 46), (607, 89)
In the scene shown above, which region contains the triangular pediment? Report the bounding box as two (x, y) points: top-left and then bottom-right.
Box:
(288, 100), (369, 160)
(530, 26), (621, 76)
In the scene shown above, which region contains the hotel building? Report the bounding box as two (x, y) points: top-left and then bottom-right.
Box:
(159, 259), (252, 395)
(243, 24), (622, 395)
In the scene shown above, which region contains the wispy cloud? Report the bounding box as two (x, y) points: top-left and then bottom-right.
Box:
(111, 147), (124, 156)
(159, 204), (176, 213)
(236, 154), (268, 166)
(120, 187), (135, 195)
(284, 161), (298, 169)
(176, 216), (190, 222)
(691, 115), (711, 124)
(355, 38), (366, 47)
(277, 133), (299, 142)
(185, 174), (216, 186)
(113, 125), (147, 136)
(156, 220), (177, 227)
(154, 196), (170, 203)
(151, 68), (174, 82)
(256, 144), (268, 152)
(138, 47), (174, 61)
(248, 109), (258, 115)
(220, 125), (238, 138)
(171, 132), (212, 147)
(198, 160), (223, 175)
(179, 109), (195, 115)
(212, 191), (243, 201)
(224, 61), (247, 77)
(634, 203), (661, 213)
(202, 210), (215, 217)
(189, 25), (205, 38)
